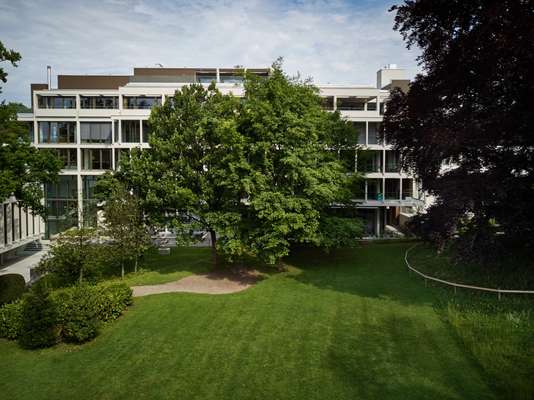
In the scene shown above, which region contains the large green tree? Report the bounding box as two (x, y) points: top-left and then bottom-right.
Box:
(383, 1), (534, 261)
(0, 41), (61, 214)
(111, 61), (362, 267)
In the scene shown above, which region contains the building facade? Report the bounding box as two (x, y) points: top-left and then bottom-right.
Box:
(17, 65), (424, 238)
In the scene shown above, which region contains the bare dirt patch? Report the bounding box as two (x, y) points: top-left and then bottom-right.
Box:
(132, 269), (262, 297)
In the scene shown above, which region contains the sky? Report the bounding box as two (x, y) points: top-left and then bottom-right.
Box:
(0, 0), (420, 106)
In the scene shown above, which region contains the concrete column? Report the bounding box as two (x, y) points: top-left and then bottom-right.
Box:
(399, 177), (403, 200)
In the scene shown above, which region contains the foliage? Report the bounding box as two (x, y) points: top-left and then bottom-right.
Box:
(96, 178), (151, 277)
(51, 284), (100, 343)
(112, 60), (362, 267)
(317, 216), (364, 251)
(18, 285), (58, 349)
(0, 299), (23, 339)
(0, 40), (20, 93)
(0, 40), (61, 213)
(0, 274), (26, 305)
(37, 227), (111, 287)
(384, 1), (534, 260)
(0, 102), (62, 214)
(0, 281), (132, 345)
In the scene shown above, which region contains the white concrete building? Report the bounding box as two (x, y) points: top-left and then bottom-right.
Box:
(17, 64), (424, 238)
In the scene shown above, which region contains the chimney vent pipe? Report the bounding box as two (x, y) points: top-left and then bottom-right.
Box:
(47, 65), (51, 89)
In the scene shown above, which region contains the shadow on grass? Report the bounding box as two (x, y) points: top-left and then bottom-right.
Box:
(285, 243), (436, 307)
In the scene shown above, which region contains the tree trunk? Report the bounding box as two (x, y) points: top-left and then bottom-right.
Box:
(134, 255), (138, 273)
(121, 260), (125, 279)
(209, 229), (219, 269)
(79, 268), (83, 284)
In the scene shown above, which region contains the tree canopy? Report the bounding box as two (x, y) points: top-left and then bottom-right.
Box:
(0, 40), (62, 213)
(106, 61), (362, 266)
(383, 0), (534, 261)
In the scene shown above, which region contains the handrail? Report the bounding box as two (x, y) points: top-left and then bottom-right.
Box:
(404, 244), (534, 298)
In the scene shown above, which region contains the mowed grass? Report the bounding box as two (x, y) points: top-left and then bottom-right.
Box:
(0, 243), (505, 400)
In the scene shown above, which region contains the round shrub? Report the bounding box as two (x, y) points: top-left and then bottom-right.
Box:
(0, 274), (27, 305)
(0, 299), (23, 339)
(52, 285), (100, 343)
(18, 285), (59, 349)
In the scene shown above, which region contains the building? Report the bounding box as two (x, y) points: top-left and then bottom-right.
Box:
(17, 64), (424, 238)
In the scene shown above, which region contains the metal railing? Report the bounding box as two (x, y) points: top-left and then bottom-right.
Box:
(404, 244), (534, 299)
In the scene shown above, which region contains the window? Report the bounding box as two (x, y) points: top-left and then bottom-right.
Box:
(82, 176), (99, 227)
(321, 96), (334, 111)
(385, 179), (400, 200)
(357, 150), (382, 173)
(82, 149), (112, 170)
(80, 96), (119, 109)
(367, 122), (381, 145)
(352, 122), (366, 145)
(196, 73), (217, 83)
(45, 176), (78, 238)
(121, 120), (140, 142)
(37, 95), (76, 109)
(336, 97), (365, 111)
(402, 179), (414, 199)
(219, 73), (243, 84)
(142, 120), (151, 143)
(38, 121), (76, 143)
(46, 148), (77, 170)
(385, 151), (401, 172)
(123, 96), (161, 109)
(366, 179), (383, 201)
(366, 97), (377, 111)
(80, 122), (112, 143)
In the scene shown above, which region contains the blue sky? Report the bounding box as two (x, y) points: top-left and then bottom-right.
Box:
(0, 0), (420, 105)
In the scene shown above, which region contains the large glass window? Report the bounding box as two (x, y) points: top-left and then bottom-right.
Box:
(357, 150), (382, 173)
(37, 95), (76, 109)
(80, 96), (119, 109)
(366, 97), (377, 111)
(80, 122), (112, 144)
(121, 120), (140, 143)
(385, 179), (400, 200)
(385, 150), (401, 172)
(38, 121), (76, 143)
(336, 97), (366, 111)
(45, 176), (78, 238)
(82, 149), (112, 170)
(321, 96), (334, 111)
(366, 179), (383, 201)
(45, 148), (77, 170)
(402, 179), (414, 199)
(367, 122), (381, 145)
(352, 122), (366, 145)
(123, 96), (161, 109)
(82, 176), (99, 227)
(196, 73), (217, 83)
(219, 73), (243, 84)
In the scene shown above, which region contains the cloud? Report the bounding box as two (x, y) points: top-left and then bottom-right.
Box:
(0, 0), (420, 105)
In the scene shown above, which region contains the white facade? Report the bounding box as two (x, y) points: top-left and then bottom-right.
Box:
(17, 65), (423, 238)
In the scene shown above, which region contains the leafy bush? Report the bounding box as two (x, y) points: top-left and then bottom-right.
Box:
(0, 274), (26, 305)
(0, 299), (23, 339)
(94, 282), (133, 322)
(1, 281), (132, 347)
(51, 285), (100, 343)
(18, 285), (59, 349)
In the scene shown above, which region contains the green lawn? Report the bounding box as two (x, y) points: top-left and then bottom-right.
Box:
(0, 243), (518, 399)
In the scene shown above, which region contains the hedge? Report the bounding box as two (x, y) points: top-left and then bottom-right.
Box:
(0, 281), (132, 347)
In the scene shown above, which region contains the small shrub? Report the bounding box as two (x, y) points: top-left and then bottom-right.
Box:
(0, 300), (23, 339)
(0, 274), (27, 305)
(95, 283), (133, 322)
(52, 285), (100, 343)
(18, 285), (59, 349)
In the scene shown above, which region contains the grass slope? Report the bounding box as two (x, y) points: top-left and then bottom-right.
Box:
(0, 244), (498, 400)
